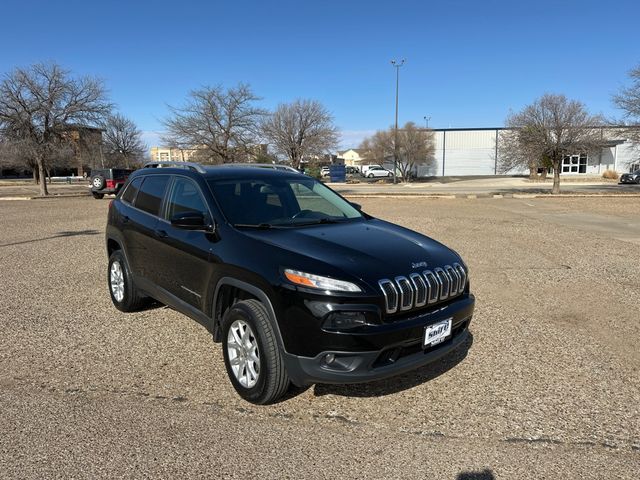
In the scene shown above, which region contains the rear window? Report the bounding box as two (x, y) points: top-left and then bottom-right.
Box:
(135, 176), (170, 216)
(112, 169), (133, 180)
(121, 177), (142, 204)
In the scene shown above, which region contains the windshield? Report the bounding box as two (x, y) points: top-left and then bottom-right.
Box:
(208, 176), (363, 227)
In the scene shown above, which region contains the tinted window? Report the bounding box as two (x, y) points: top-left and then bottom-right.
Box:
(166, 177), (209, 220)
(121, 177), (142, 204)
(135, 176), (170, 216)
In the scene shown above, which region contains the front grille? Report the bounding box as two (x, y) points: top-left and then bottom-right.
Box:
(379, 263), (467, 314)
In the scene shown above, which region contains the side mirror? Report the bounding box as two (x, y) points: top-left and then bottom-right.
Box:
(350, 202), (362, 211)
(171, 211), (213, 232)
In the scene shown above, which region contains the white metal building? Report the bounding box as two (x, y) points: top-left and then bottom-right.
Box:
(413, 126), (639, 177)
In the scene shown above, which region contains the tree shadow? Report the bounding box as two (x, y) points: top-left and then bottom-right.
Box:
(457, 469), (495, 480)
(0, 229), (100, 248)
(312, 332), (473, 398)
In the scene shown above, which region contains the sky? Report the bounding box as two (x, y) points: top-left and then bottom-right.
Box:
(1, 0), (638, 149)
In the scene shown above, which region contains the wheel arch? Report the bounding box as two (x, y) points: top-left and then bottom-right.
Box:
(211, 277), (286, 352)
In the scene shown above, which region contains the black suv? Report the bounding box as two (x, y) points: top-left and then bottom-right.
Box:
(90, 168), (134, 199)
(105, 161), (475, 404)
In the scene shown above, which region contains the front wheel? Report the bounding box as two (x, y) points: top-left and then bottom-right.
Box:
(388, 172), (393, 177)
(222, 299), (289, 404)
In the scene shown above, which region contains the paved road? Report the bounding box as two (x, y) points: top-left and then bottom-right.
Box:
(0, 197), (638, 478)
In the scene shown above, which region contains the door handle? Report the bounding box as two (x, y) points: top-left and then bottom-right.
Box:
(155, 229), (168, 239)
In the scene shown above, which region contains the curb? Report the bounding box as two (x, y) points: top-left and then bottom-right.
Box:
(342, 192), (640, 200)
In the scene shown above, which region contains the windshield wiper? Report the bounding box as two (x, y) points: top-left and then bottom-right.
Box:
(233, 223), (274, 229)
(291, 218), (345, 226)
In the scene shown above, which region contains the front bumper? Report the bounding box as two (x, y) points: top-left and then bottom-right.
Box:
(281, 294), (474, 386)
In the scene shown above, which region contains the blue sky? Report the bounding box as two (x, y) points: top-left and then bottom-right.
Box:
(1, 0), (638, 149)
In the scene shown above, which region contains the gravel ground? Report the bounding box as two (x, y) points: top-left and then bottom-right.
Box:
(0, 196), (638, 479)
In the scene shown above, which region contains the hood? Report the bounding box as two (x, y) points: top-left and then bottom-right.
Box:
(239, 219), (460, 286)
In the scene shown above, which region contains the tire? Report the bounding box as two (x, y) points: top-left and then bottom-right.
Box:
(388, 172), (393, 177)
(92, 192), (105, 199)
(368, 173), (374, 178)
(108, 250), (146, 312)
(91, 175), (106, 190)
(222, 299), (289, 404)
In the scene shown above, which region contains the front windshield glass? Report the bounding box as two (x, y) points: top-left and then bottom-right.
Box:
(208, 176), (363, 227)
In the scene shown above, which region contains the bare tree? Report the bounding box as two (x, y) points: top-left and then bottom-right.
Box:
(261, 99), (339, 168)
(360, 122), (435, 181)
(162, 84), (265, 164)
(101, 113), (146, 168)
(498, 127), (551, 179)
(0, 63), (111, 195)
(501, 94), (604, 194)
(613, 64), (640, 143)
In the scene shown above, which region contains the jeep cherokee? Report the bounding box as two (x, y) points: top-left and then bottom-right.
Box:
(105, 161), (475, 404)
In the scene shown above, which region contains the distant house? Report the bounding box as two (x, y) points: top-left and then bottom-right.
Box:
(337, 148), (368, 166)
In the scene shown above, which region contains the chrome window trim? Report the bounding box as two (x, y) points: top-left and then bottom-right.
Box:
(378, 279), (398, 314)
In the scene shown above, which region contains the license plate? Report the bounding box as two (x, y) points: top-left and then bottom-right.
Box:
(424, 318), (452, 347)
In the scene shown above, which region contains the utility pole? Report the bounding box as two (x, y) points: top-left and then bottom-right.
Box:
(391, 59), (405, 184)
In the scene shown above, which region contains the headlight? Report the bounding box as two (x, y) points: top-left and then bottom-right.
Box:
(284, 269), (361, 292)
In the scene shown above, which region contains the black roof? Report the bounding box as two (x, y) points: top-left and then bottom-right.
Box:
(136, 163), (303, 181)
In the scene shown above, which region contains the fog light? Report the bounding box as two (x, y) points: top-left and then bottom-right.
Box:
(324, 353), (335, 365)
(322, 311), (368, 330)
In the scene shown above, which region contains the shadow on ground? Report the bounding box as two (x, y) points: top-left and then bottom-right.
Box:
(457, 469), (495, 480)
(311, 333), (473, 398)
(0, 229), (100, 248)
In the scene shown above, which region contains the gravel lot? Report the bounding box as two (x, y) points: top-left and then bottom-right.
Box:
(0, 196), (638, 478)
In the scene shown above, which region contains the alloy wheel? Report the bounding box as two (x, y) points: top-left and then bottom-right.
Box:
(227, 319), (260, 388)
(110, 261), (125, 302)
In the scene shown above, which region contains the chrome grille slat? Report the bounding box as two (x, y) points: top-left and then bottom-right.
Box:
(395, 276), (414, 311)
(434, 267), (449, 300)
(453, 263), (466, 294)
(378, 279), (398, 314)
(446, 265), (459, 295)
(424, 270), (439, 304)
(379, 264), (468, 314)
(409, 273), (427, 307)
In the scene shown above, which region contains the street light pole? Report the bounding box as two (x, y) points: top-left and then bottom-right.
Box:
(423, 116), (430, 129)
(391, 59), (404, 184)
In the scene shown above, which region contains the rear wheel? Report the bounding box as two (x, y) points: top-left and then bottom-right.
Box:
(368, 173), (374, 178)
(108, 250), (146, 312)
(222, 299), (289, 404)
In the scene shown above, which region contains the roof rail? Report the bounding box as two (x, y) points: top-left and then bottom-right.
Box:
(218, 163), (301, 173)
(143, 161), (207, 174)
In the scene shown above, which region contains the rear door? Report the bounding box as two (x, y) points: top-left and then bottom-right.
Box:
(124, 175), (170, 285)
